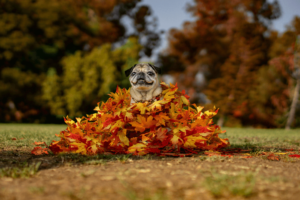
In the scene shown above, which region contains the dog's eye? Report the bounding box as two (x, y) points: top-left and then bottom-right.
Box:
(147, 72), (154, 76)
(131, 72), (136, 76)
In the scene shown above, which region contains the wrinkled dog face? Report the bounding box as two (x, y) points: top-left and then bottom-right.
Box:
(128, 64), (159, 91)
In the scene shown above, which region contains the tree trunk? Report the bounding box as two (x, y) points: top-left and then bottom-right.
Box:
(286, 79), (300, 129)
(217, 115), (225, 127)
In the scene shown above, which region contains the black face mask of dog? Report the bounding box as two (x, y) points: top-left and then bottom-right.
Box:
(125, 63), (162, 103)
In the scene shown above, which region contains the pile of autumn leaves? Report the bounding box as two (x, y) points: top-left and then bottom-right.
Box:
(48, 82), (229, 156)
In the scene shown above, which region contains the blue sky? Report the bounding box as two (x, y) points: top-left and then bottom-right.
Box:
(139, 0), (300, 60)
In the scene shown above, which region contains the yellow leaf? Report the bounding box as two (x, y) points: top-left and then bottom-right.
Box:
(125, 112), (133, 120)
(118, 129), (129, 146)
(204, 110), (217, 118)
(164, 91), (176, 101)
(169, 103), (176, 118)
(76, 117), (82, 123)
(128, 143), (147, 155)
(172, 125), (189, 135)
(149, 100), (163, 110)
(87, 113), (97, 121)
(114, 106), (127, 116)
(180, 95), (190, 105)
(65, 116), (75, 126)
(89, 144), (98, 154)
(128, 102), (150, 114)
(184, 136), (206, 148)
(110, 120), (124, 131)
(71, 142), (87, 155)
(170, 135), (183, 146)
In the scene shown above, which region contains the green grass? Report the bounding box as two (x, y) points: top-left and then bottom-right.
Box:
(1, 124), (300, 151)
(221, 127), (300, 150)
(0, 162), (41, 178)
(202, 169), (256, 198)
(0, 123), (66, 149)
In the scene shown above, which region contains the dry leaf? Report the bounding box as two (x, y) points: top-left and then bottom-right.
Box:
(267, 153), (280, 161)
(45, 82), (229, 156)
(31, 147), (49, 155)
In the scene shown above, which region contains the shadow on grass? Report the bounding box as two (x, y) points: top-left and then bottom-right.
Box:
(0, 142), (296, 178)
(0, 149), (165, 172)
(224, 142), (296, 154)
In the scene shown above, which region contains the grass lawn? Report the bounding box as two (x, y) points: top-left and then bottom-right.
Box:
(0, 123), (66, 150)
(1, 124), (300, 200)
(223, 127), (300, 150)
(1, 123), (299, 151)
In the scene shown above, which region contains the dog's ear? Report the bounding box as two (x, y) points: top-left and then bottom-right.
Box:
(125, 64), (137, 77)
(148, 63), (161, 74)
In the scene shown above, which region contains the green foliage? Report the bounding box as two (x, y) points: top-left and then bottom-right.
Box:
(0, 0), (160, 122)
(42, 38), (142, 117)
(0, 162), (41, 178)
(0, 0), (159, 73)
(0, 68), (45, 122)
(203, 170), (256, 198)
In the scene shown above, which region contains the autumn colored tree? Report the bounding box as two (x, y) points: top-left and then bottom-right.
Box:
(0, 0), (160, 122)
(158, 0), (282, 127)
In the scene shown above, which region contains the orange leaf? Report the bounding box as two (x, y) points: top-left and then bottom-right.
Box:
(31, 147), (49, 155)
(130, 137), (138, 145)
(130, 121), (146, 132)
(204, 151), (221, 156)
(155, 113), (170, 126)
(141, 134), (150, 142)
(130, 115), (156, 132)
(267, 153), (280, 161)
(156, 127), (168, 142)
(46, 82), (229, 156)
(34, 141), (48, 147)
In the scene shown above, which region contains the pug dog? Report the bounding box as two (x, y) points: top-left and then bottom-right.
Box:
(125, 63), (162, 104)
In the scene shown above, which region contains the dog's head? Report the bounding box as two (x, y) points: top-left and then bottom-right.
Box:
(125, 63), (161, 91)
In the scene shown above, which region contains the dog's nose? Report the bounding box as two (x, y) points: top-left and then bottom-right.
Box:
(137, 72), (145, 80)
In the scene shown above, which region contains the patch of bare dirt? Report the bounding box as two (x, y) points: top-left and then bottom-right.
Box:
(1, 149), (300, 200)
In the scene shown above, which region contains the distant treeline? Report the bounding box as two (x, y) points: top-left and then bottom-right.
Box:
(0, 0), (299, 128)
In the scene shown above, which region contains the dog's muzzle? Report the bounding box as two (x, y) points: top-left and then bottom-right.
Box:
(133, 73), (153, 85)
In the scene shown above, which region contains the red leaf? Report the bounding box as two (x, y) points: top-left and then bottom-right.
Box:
(45, 82), (229, 156)
(11, 138), (17, 140)
(289, 154), (300, 158)
(285, 149), (294, 151)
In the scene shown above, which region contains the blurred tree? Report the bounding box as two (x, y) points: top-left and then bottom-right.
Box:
(0, 0), (160, 122)
(0, 0), (160, 73)
(250, 17), (300, 128)
(0, 68), (44, 122)
(159, 0), (282, 127)
(43, 37), (141, 117)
